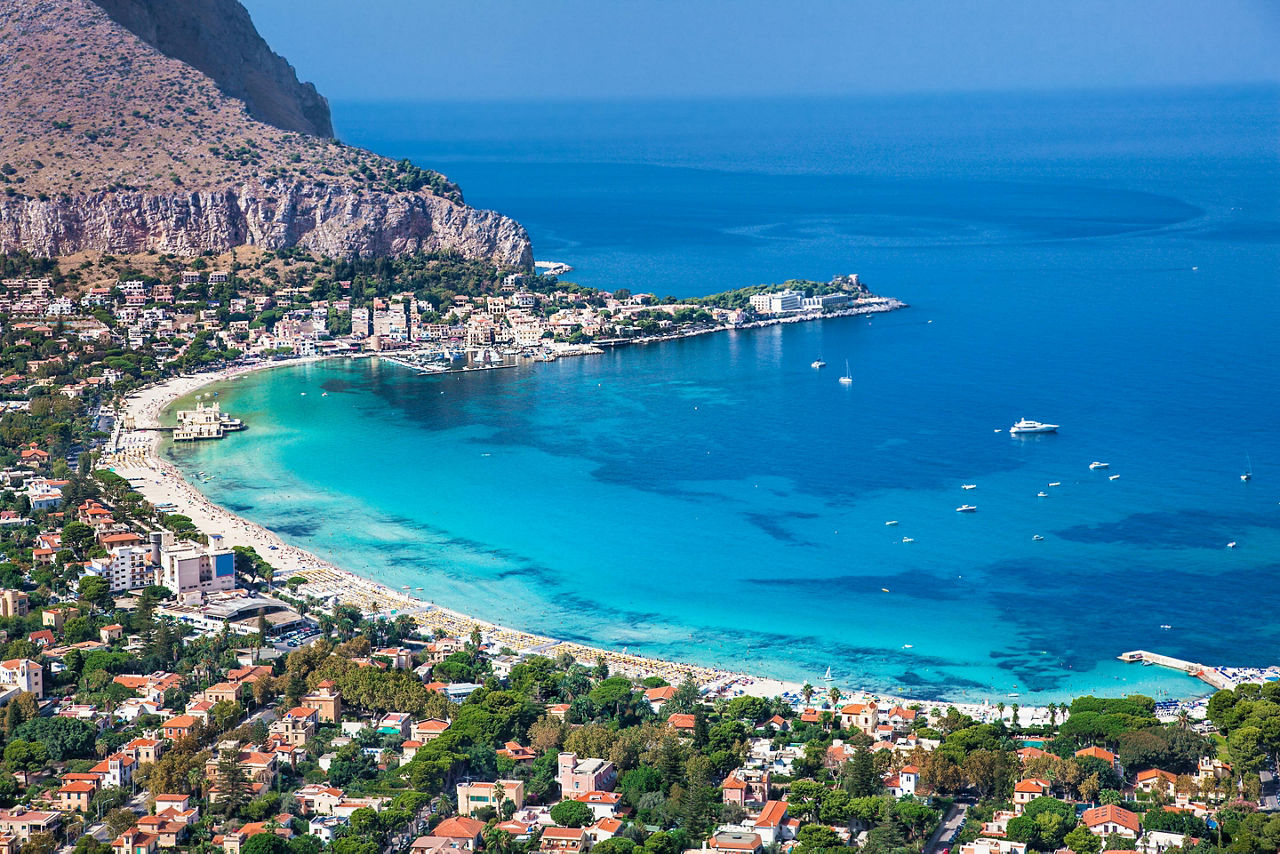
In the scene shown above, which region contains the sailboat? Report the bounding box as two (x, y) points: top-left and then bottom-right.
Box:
(839, 360), (853, 385)
(821, 666), (834, 682)
(1241, 454), (1253, 482)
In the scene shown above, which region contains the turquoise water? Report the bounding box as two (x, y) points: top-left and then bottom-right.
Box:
(168, 88), (1280, 702)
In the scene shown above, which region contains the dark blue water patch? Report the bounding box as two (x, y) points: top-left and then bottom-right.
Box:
(985, 556), (1280, 670)
(1054, 507), (1280, 548)
(743, 512), (813, 544)
(271, 520), (321, 538)
(744, 568), (975, 603)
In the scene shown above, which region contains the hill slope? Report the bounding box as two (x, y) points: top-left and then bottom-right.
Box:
(90, 0), (333, 137)
(0, 0), (532, 265)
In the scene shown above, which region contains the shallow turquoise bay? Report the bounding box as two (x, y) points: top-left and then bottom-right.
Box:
(169, 88), (1280, 701)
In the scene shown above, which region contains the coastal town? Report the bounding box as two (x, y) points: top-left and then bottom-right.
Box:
(0, 250), (1279, 854)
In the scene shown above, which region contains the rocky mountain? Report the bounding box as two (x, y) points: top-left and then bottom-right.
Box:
(90, 0), (334, 138)
(0, 0), (532, 266)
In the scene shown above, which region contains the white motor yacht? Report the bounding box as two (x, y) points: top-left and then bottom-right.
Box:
(1010, 418), (1059, 434)
(956, 504), (978, 513)
(1089, 461), (1110, 469)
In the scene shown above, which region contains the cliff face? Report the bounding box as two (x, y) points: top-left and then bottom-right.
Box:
(88, 0), (333, 138)
(0, 0), (533, 266)
(0, 183), (533, 264)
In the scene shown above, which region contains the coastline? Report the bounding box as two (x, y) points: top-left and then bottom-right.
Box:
(102, 329), (1051, 718)
(101, 310), (1222, 719)
(106, 357), (815, 702)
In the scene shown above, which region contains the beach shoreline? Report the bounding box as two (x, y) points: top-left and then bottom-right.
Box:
(101, 341), (1220, 721)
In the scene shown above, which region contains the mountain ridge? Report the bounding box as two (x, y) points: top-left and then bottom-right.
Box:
(0, 0), (532, 266)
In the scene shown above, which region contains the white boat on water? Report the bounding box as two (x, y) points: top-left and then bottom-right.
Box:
(1048, 481), (1061, 487)
(839, 360), (853, 385)
(821, 666), (834, 682)
(962, 484), (977, 490)
(885, 520), (899, 526)
(1089, 461), (1110, 469)
(1109, 474), (1120, 480)
(956, 504), (978, 513)
(1227, 541), (1238, 549)
(1242, 454), (1253, 482)
(1037, 491), (1049, 497)
(1010, 418), (1059, 434)
(1032, 534), (1045, 541)
(901, 536), (914, 543)
(811, 357), (826, 369)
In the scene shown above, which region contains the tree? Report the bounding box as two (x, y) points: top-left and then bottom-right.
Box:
(3, 739), (48, 775)
(21, 833), (55, 854)
(241, 835), (291, 854)
(104, 808), (138, 838)
(61, 521), (95, 557)
(795, 824), (842, 853)
(77, 574), (112, 609)
(1064, 826), (1101, 854)
(217, 749), (251, 816)
(14, 717), (97, 760)
(550, 799), (594, 828)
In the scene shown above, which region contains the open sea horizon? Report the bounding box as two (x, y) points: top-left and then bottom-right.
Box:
(167, 86), (1280, 702)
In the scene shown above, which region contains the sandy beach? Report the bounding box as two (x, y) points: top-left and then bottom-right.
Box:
(103, 357), (1063, 720)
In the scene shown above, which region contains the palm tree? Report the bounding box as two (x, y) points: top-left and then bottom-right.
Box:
(996, 701), (1005, 722)
(828, 687), (842, 709)
(801, 683), (815, 705)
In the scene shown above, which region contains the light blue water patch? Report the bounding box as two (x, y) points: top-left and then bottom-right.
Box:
(170, 87), (1280, 702)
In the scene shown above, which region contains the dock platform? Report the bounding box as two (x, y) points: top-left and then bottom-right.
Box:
(1118, 650), (1233, 691)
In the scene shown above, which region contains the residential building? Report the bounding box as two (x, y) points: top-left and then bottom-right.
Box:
(0, 590), (28, 618)
(86, 545), (154, 593)
(557, 753), (617, 795)
(157, 537), (235, 595)
(0, 659), (42, 697)
(302, 680), (342, 723)
(1081, 805), (1141, 838)
(0, 808), (61, 842)
(270, 707), (319, 746)
(1013, 778), (1050, 813)
(456, 780), (524, 816)
(540, 828), (590, 854)
(430, 817), (485, 851)
(721, 768), (771, 809)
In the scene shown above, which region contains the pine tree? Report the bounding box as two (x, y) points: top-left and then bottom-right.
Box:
(216, 749), (250, 816)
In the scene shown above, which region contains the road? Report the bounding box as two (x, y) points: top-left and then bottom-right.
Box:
(926, 800), (970, 854)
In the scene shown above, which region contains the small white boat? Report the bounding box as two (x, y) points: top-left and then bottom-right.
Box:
(1048, 481), (1061, 487)
(885, 520), (899, 526)
(1109, 474), (1120, 480)
(821, 666), (834, 682)
(811, 358), (826, 369)
(956, 504), (978, 513)
(962, 484), (977, 490)
(901, 536), (914, 543)
(1242, 455), (1253, 482)
(1010, 418), (1059, 435)
(1089, 461), (1110, 470)
(1160, 623), (1173, 629)
(1227, 541), (1237, 549)
(839, 359), (853, 385)
(322, 392), (328, 397)
(1037, 491), (1049, 497)
(1032, 534), (1045, 541)
(903, 644), (913, 648)
(300, 392), (307, 396)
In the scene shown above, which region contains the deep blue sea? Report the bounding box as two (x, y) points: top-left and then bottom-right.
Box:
(167, 88), (1280, 702)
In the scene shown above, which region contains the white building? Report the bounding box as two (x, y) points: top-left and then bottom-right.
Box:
(0, 658), (43, 697)
(748, 289), (803, 315)
(86, 545), (154, 593)
(158, 534), (236, 596)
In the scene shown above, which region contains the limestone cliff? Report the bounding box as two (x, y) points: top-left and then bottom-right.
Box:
(0, 0), (533, 266)
(89, 0), (334, 138)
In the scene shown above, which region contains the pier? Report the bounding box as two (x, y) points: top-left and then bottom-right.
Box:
(172, 401), (245, 441)
(1118, 650), (1234, 691)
